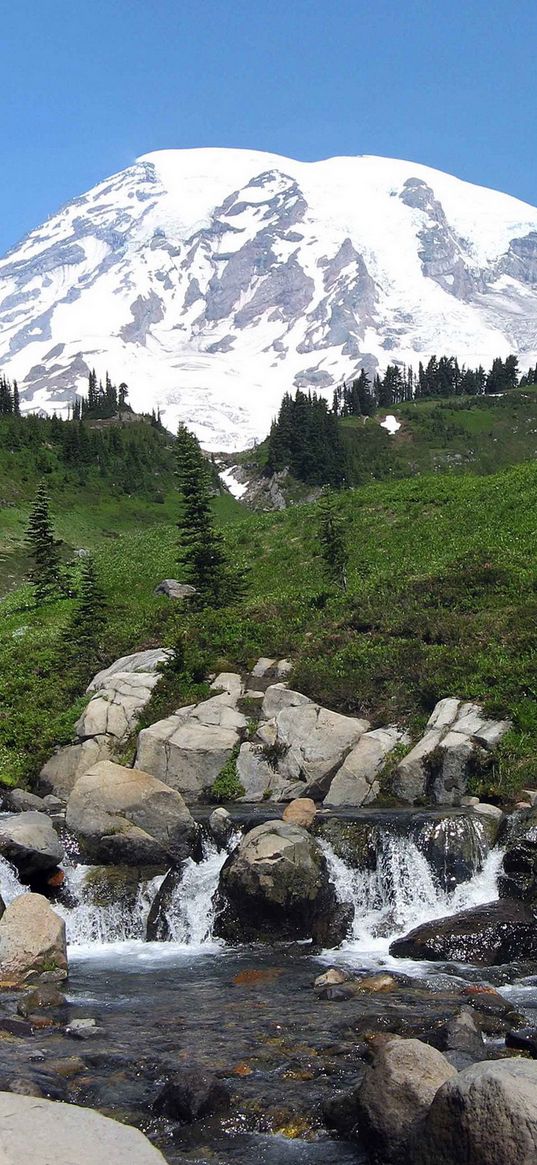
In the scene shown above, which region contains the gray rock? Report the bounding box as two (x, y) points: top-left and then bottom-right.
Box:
(76, 670), (163, 742)
(324, 727), (400, 807)
(65, 760), (198, 865)
(0, 812), (63, 878)
(214, 820), (349, 946)
(208, 807), (234, 845)
(356, 1036), (457, 1163)
(410, 1058), (537, 1165)
(390, 898), (537, 964)
(274, 703), (370, 797)
(0, 894), (67, 984)
(154, 1067), (230, 1122)
(5, 789), (45, 813)
(236, 742), (304, 802)
(251, 657), (277, 677)
(210, 672), (243, 701)
(39, 736), (112, 800)
(134, 697), (244, 801)
(87, 648), (172, 691)
(261, 683), (312, 720)
(393, 730), (443, 803)
(0, 1092), (168, 1163)
(154, 579), (197, 599)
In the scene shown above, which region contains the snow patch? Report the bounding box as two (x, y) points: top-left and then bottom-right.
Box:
(219, 466), (248, 499)
(380, 414), (401, 435)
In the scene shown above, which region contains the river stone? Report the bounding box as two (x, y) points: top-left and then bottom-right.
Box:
(498, 807), (537, 904)
(65, 761), (198, 865)
(0, 1092), (168, 1163)
(154, 579), (197, 599)
(274, 704), (370, 797)
(261, 684), (312, 719)
(410, 1059), (537, 1165)
(154, 1067), (231, 1122)
(209, 807), (234, 845)
(213, 820), (349, 946)
(413, 815), (487, 891)
(0, 812), (63, 879)
(39, 735), (112, 800)
(0, 894), (67, 984)
(324, 727), (400, 807)
(390, 898), (537, 965)
(356, 1036), (457, 1164)
(5, 789), (45, 813)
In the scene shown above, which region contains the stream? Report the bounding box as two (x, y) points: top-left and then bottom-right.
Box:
(1, 815), (536, 1164)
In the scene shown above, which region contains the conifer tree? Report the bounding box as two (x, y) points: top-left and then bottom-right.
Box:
(176, 424), (245, 608)
(318, 490), (348, 591)
(25, 483), (64, 604)
(64, 555), (107, 680)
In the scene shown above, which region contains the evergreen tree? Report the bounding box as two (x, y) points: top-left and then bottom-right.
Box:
(25, 483), (64, 603)
(63, 555), (107, 683)
(176, 425), (245, 608)
(318, 489), (348, 591)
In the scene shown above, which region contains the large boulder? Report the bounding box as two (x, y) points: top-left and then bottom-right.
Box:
(0, 1092), (168, 1163)
(261, 684), (312, 720)
(76, 671), (163, 742)
(271, 703), (370, 798)
(39, 735), (112, 800)
(324, 727), (401, 807)
(390, 898), (537, 965)
(134, 694), (246, 801)
(236, 742), (303, 802)
(0, 893), (67, 984)
(410, 1059), (537, 1165)
(0, 812), (63, 879)
(87, 648), (172, 690)
(393, 699), (511, 805)
(214, 820), (351, 946)
(65, 761), (198, 865)
(412, 814), (488, 891)
(356, 1037), (457, 1163)
(499, 808), (537, 904)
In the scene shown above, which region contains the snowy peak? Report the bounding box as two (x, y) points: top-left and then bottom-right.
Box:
(2, 148), (537, 448)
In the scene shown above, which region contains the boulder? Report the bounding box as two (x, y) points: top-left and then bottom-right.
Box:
(251, 657), (277, 678)
(393, 699), (511, 805)
(261, 684), (312, 720)
(208, 807), (234, 845)
(213, 820), (350, 946)
(499, 808), (537, 904)
(76, 670), (163, 742)
(324, 727), (401, 807)
(39, 736), (112, 800)
(154, 1067), (230, 1122)
(413, 814), (487, 891)
(65, 761), (198, 865)
(87, 648), (171, 690)
(0, 813), (63, 878)
(136, 711), (242, 802)
(282, 798), (317, 828)
(5, 789), (45, 813)
(210, 672), (244, 701)
(0, 1092), (168, 1163)
(410, 1059), (537, 1165)
(273, 703), (370, 797)
(0, 894), (67, 984)
(356, 1037), (457, 1163)
(154, 579), (197, 599)
(390, 898), (537, 965)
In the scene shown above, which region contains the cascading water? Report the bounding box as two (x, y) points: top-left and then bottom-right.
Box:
(0, 855), (27, 905)
(157, 834), (239, 945)
(321, 827), (504, 962)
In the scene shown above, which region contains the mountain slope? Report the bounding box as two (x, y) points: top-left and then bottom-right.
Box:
(2, 148), (537, 448)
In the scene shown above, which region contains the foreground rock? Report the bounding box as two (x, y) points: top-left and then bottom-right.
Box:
(0, 1092), (168, 1163)
(66, 760), (198, 865)
(390, 898), (537, 964)
(356, 1036), (457, 1163)
(0, 812), (63, 879)
(0, 894), (67, 984)
(214, 820), (351, 946)
(410, 1059), (537, 1165)
(393, 698), (511, 805)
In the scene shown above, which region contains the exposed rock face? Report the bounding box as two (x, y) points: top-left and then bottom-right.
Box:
(214, 820), (350, 946)
(390, 898), (537, 965)
(65, 760), (198, 865)
(410, 1059), (537, 1165)
(324, 727), (402, 807)
(0, 812), (63, 878)
(0, 1092), (168, 1163)
(87, 649), (172, 690)
(0, 894), (67, 984)
(76, 670), (163, 742)
(268, 702), (370, 798)
(236, 742), (303, 802)
(393, 699), (511, 805)
(134, 678), (246, 801)
(261, 684), (312, 719)
(356, 1037), (457, 1164)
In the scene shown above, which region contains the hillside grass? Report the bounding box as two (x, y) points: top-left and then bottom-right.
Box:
(1, 460), (536, 800)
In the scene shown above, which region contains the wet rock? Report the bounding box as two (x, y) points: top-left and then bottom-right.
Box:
(313, 967), (350, 991)
(0, 894), (67, 984)
(17, 985), (66, 1016)
(322, 1083), (363, 1136)
(409, 1059), (537, 1165)
(66, 1018), (105, 1040)
(390, 898), (537, 965)
(499, 807), (537, 904)
(208, 806), (234, 845)
(506, 1028), (537, 1057)
(282, 798), (317, 828)
(154, 1067), (230, 1122)
(146, 867), (180, 941)
(0, 812), (63, 878)
(214, 820), (349, 946)
(356, 1036), (457, 1164)
(154, 579), (197, 599)
(441, 1007), (486, 1060)
(324, 727), (401, 807)
(413, 815), (486, 891)
(473, 802), (504, 845)
(0, 1092), (169, 1163)
(5, 789), (46, 813)
(65, 760), (198, 865)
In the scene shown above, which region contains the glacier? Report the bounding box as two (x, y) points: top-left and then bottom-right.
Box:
(2, 147), (537, 449)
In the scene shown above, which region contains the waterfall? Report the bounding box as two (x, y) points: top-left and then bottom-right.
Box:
(155, 835), (237, 945)
(321, 829), (504, 959)
(56, 864), (165, 947)
(0, 856), (27, 905)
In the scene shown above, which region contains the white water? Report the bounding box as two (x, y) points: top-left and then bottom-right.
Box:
(0, 856), (28, 905)
(321, 830), (504, 965)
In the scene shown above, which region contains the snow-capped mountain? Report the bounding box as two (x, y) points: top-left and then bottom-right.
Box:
(2, 147), (537, 449)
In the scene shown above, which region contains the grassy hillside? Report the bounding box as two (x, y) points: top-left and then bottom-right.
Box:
(1, 459), (536, 801)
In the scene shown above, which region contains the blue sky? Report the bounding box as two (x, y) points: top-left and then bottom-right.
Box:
(1, 0), (536, 253)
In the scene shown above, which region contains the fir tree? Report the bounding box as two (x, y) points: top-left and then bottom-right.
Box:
(318, 489), (348, 591)
(65, 555), (107, 678)
(25, 483), (64, 604)
(176, 425), (246, 608)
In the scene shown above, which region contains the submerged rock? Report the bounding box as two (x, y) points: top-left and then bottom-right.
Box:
(390, 898), (537, 965)
(410, 1058), (537, 1165)
(214, 820), (351, 946)
(154, 1067), (230, 1122)
(0, 893), (67, 984)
